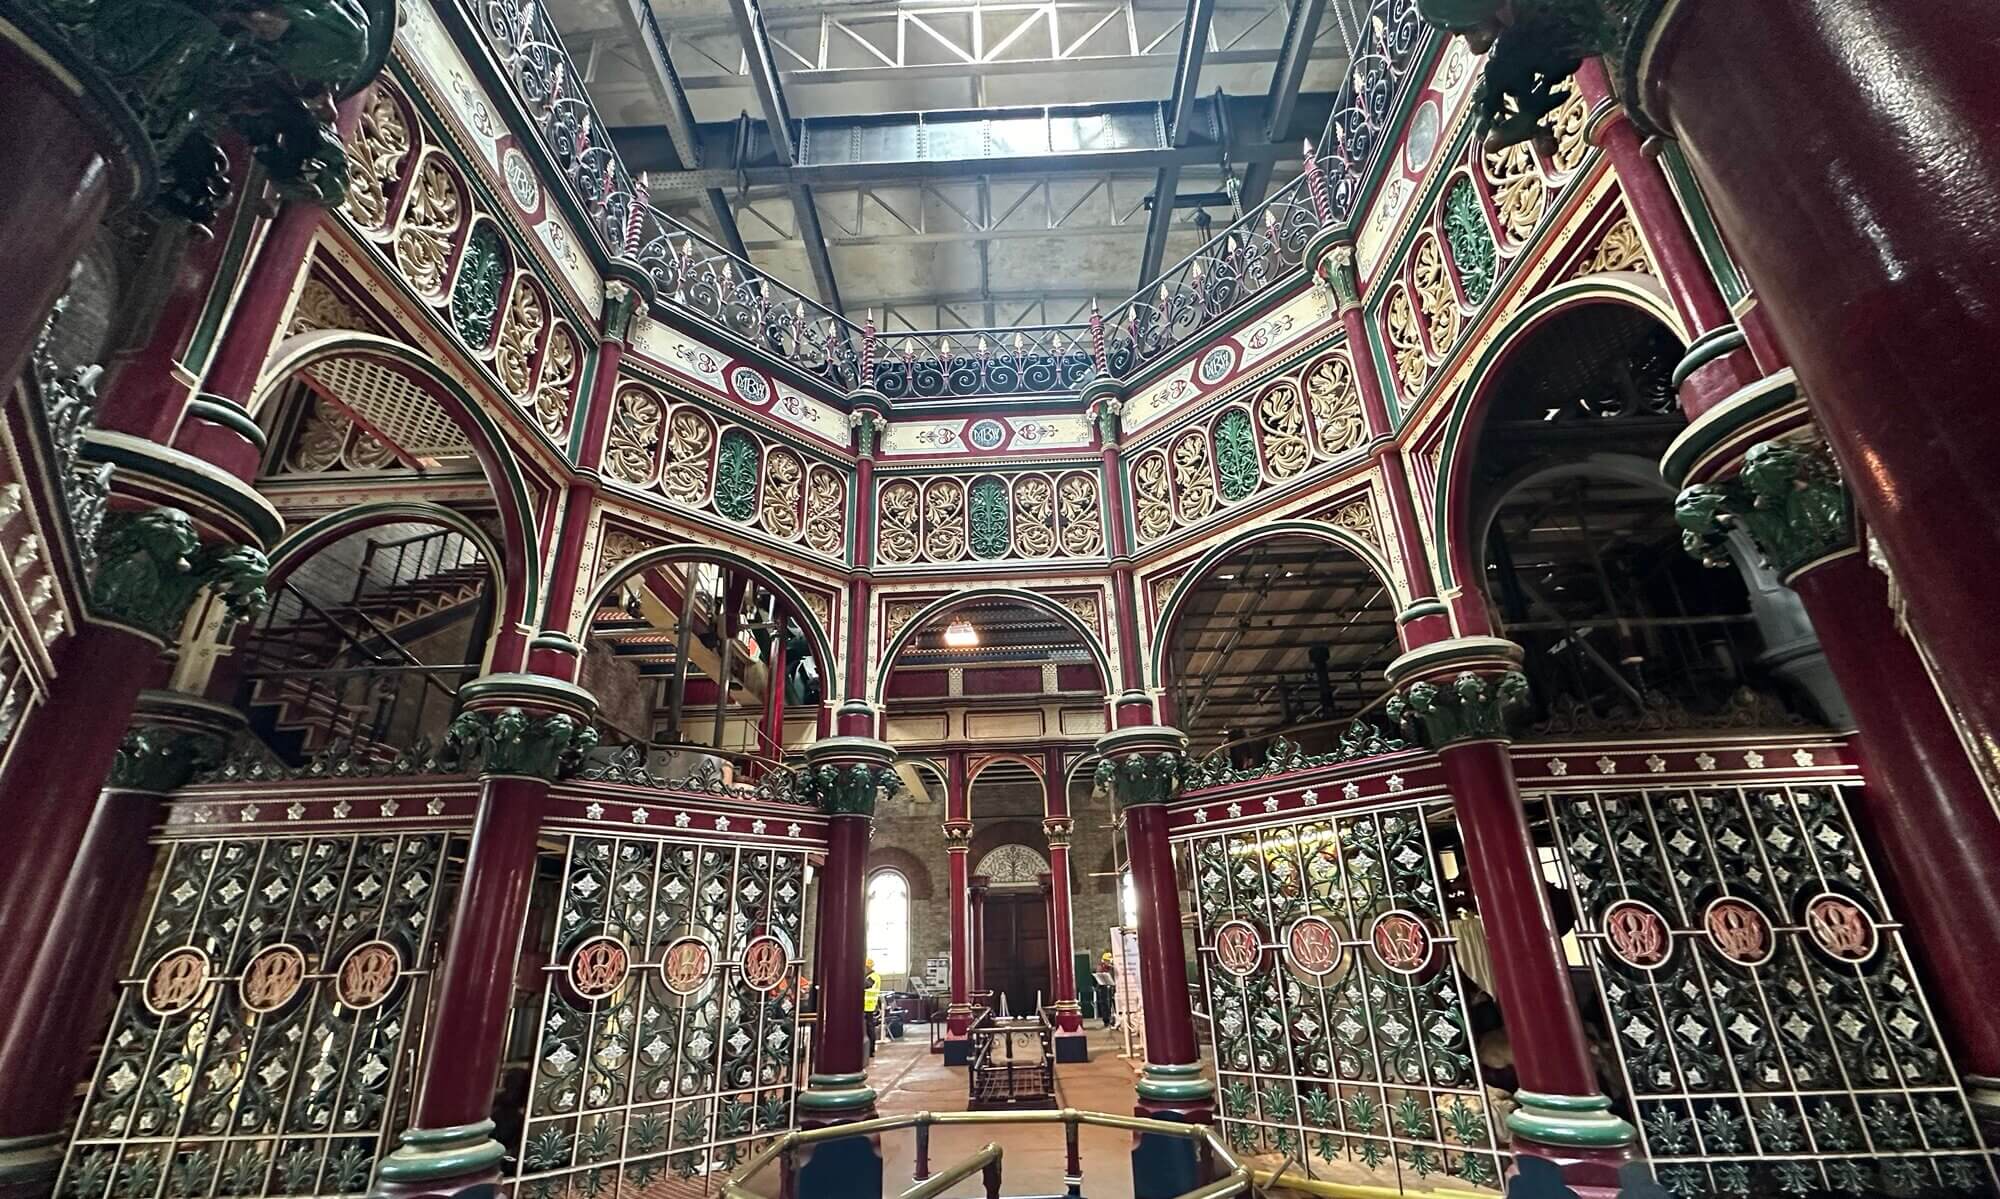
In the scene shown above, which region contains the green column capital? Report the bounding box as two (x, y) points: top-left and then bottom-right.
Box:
(1676, 434), (1853, 581)
(89, 507), (269, 645)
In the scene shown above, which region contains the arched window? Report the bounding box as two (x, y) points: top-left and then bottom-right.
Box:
(866, 870), (910, 977)
(1120, 868), (1139, 929)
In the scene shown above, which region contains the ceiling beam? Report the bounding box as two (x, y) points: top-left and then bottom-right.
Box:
(1137, 0), (1218, 285)
(1237, 0), (1326, 206)
(724, 0), (846, 312)
(614, 92), (1326, 189)
(617, 0), (750, 258)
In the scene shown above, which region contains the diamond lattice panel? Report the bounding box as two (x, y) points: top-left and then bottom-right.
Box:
(304, 356), (471, 461)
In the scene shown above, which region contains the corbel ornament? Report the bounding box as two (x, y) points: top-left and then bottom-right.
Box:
(1092, 727), (1190, 810)
(1041, 818), (1073, 847)
(10, 0), (398, 221)
(801, 735), (899, 817)
(90, 507), (269, 644)
(1383, 637), (1529, 748)
(1307, 232), (1361, 311)
(1415, 0), (1655, 152)
(601, 280), (643, 343)
(1675, 435), (1851, 581)
(107, 691), (245, 792)
(847, 407), (887, 456)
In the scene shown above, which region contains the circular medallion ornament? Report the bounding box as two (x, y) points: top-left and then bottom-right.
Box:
(1368, 910), (1435, 977)
(335, 940), (403, 1010)
(568, 935), (632, 1000)
(240, 943), (308, 1013)
(144, 947), (211, 1016)
(1197, 345), (1237, 385)
(968, 419), (1007, 450)
(1703, 897), (1775, 968)
(740, 934), (791, 992)
(1211, 920), (1264, 978)
(1601, 899), (1673, 971)
(663, 936), (717, 995)
(1404, 100), (1441, 173)
(1283, 915), (1343, 979)
(730, 365), (771, 406)
(1803, 891), (1879, 965)
(503, 148), (540, 211)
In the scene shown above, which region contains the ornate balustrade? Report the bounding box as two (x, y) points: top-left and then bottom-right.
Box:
(456, 0), (1431, 401)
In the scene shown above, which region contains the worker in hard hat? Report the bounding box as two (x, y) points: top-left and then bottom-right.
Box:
(863, 957), (882, 1058)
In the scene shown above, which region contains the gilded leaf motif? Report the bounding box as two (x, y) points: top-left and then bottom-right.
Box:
(924, 478), (967, 561)
(287, 400), (350, 473)
(1482, 142), (1545, 245)
(1057, 473), (1102, 556)
(1576, 218), (1651, 277)
(1411, 236), (1460, 355)
(1546, 80), (1590, 174)
(341, 85), (410, 232)
(534, 325), (578, 437)
(805, 467), (845, 555)
(287, 278), (364, 335)
(1012, 475), (1057, 558)
(660, 409), (714, 505)
(1386, 285), (1429, 395)
(1133, 452), (1173, 544)
(605, 387), (663, 486)
(1255, 383), (1310, 479)
(495, 279), (545, 399)
(1305, 354), (1366, 456)
(393, 156), (462, 298)
(761, 448), (804, 539)
(1173, 430), (1217, 523)
(1331, 498), (1378, 547)
(878, 480), (920, 563)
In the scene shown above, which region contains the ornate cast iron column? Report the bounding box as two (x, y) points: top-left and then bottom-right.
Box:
(377, 674), (598, 1199)
(1093, 725), (1210, 1199)
(1421, 0), (2000, 816)
(1670, 391), (2000, 1120)
(0, 0), (395, 394)
(942, 751), (974, 1059)
(1384, 638), (1635, 1186)
(837, 397), (887, 740)
(0, 691), (241, 1196)
(1042, 744), (1086, 1057)
(793, 736), (898, 1199)
(968, 874), (990, 999)
(1083, 376), (1153, 721)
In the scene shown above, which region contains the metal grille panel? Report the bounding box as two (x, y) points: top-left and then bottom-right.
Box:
(60, 832), (458, 1199)
(1541, 782), (1995, 1197)
(302, 357), (469, 461)
(1186, 798), (1506, 1191)
(512, 834), (807, 1196)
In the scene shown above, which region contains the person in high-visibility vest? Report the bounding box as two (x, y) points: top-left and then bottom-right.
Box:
(862, 958), (882, 1058)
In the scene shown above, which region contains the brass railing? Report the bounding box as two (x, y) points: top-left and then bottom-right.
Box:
(718, 1109), (1251, 1199)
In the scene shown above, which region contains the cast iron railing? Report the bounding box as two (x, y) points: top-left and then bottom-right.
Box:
(460, 0), (1432, 400)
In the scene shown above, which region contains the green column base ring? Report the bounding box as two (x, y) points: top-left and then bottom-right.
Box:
(1136, 1062), (1215, 1103)
(376, 1120), (507, 1183)
(1505, 1090), (1636, 1149)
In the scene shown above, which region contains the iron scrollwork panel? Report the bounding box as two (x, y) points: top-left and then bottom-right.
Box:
(1542, 783), (1994, 1197)
(1187, 798), (1505, 1190)
(61, 832), (460, 1199)
(513, 834), (806, 1196)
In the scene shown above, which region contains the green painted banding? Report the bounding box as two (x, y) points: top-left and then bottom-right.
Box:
(1384, 636), (1523, 686)
(804, 735), (897, 767)
(82, 431), (284, 546)
(1078, 375), (1124, 407)
(1144, 1062), (1204, 1077)
(1669, 326), (1747, 390)
(458, 672), (598, 718)
(0, 1130), (64, 1182)
(530, 631), (582, 655)
(1395, 599), (1448, 624)
(1659, 372), (1801, 487)
(847, 386), (890, 412)
(809, 1072), (869, 1088)
(1505, 1092), (1635, 1149)
(186, 395), (269, 452)
(377, 1122), (505, 1182)
(1136, 1074), (1215, 1102)
(797, 1085), (878, 1112)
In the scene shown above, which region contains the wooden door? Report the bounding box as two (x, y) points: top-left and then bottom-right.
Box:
(980, 891), (1050, 1015)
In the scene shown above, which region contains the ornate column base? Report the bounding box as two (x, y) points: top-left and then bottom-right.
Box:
(1130, 1065), (1214, 1199)
(1050, 1002), (1088, 1062)
(1505, 1091), (1637, 1191)
(0, 1131), (64, 1199)
(375, 1121), (506, 1199)
(795, 1074), (882, 1199)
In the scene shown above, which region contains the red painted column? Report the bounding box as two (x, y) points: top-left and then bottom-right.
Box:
(378, 677), (596, 1198)
(1386, 639), (1631, 1185)
(1083, 379), (1149, 710)
(838, 399), (886, 739)
(0, 39), (132, 394)
(1631, 0), (2000, 790)
(1786, 552), (2000, 1108)
(794, 737), (895, 1199)
(968, 875), (990, 999)
(1041, 746), (1084, 1047)
(943, 752), (974, 1043)
(759, 603), (789, 761)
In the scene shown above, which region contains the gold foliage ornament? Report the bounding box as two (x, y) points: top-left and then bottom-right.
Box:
(1255, 382), (1311, 479)
(1172, 430), (1217, 524)
(1305, 353), (1367, 455)
(878, 480), (920, 563)
(1483, 141), (1546, 244)
(393, 156), (463, 298)
(605, 387), (664, 486)
(923, 478), (967, 561)
(1546, 81), (1591, 174)
(660, 408), (715, 506)
(1385, 285), (1429, 396)
(534, 325), (579, 437)
(805, 467), (846, 554)
(1133, 451), (1174, 544)
(1411, 235), (1461, 354)
(762, 448), (805, 539)
(341, 85), (411, 233)
(1013, 475), (1058, 558)
(494, 280), (545, 399)
(1576, 217), (1651, 276)
(1057, 473), (1102, 555)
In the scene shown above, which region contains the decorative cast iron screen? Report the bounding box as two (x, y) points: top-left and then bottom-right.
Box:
(511, 833), (807, 1196)
(60, 831), (460, 1199)
(1539, 782), (1995, 1196)
(1185, 797), (1506, 1191)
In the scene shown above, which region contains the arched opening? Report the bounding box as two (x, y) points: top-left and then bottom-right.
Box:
(1461, 304), (1838, 734)
(577, 548), (833, 790)
(969, 762), (1053, 1016)
(866, 870), (912, 979)
(1159, 530), (1406, 770)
